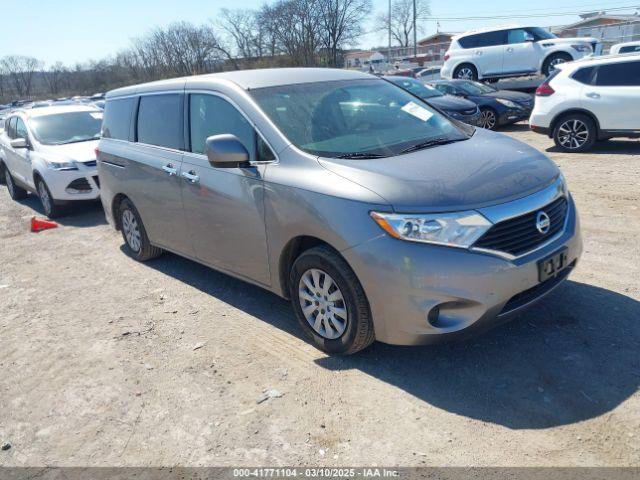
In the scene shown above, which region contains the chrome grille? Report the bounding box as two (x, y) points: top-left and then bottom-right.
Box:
(474, 197), (568, 256)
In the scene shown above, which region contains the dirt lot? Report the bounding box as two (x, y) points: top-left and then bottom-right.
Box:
(1, 125), (639, 467)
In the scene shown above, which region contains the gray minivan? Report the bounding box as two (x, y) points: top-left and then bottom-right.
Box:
(97, 68), (582, 354)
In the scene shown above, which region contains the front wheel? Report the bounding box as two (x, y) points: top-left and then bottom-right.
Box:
(289, 246), (374, 355)
(36, 177), (63, 218)
(5, 168), (28, 200)
(552, 114), (596, 152)
(479, 108), (498, 130)
(543, 53), (572, 77)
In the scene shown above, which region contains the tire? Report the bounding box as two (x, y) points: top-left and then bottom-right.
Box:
(479, 107), (498, 130)
(552, 113), (597, 152)
(118, 198), (163, 261)
(289, 245), (375, 355)
(0, 162), (6, 185)
(542, 52), (572, 77)
(4, 167), (28, 200)
(35, 177), (64, 218)
(453, 63), (478, 81)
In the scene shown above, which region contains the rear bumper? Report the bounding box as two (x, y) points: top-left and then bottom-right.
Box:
(342, 195), (582, 346)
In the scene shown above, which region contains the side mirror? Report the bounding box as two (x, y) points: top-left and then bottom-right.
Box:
(524, 34), (535, 42)
(10, 138), (28, 149)
(205, 134), (250, 169)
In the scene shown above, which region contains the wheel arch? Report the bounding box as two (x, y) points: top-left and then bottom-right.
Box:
(540, 50), (575, 72)
(451, 61), (479, 79)
(278, 235), (347, 300)
(111, 193), (130, 231)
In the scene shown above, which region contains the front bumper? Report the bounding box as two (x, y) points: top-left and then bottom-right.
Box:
(342, 194), (582, 346)
(449, 110), (482, 126)
(498, 106), (532, 125)
(42, 165), (100, 202)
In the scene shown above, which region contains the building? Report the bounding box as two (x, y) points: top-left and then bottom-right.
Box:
(553, 12), (640, 52)
(417, 32), (458, 62)
(344, 51), (386, 69)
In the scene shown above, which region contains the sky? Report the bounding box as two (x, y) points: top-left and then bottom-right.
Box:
(0, 0), (637, 65)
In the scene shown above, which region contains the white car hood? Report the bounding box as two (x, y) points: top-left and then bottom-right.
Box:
(38, 140), (99, 164)
(545, 37), (599, 45)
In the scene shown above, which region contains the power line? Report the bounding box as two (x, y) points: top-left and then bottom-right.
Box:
(432, 1), (639, 18)
(429, 5), (639, 21)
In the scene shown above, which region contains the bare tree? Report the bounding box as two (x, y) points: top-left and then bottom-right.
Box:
(319, 0), (372, 67)
(43, 62), (67, 95)
(0, 55), (43, 98)
(376, 0), (430, 47)
(218, 9), (262, 60)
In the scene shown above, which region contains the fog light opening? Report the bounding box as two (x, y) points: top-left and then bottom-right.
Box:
(427, 306), (440, 327)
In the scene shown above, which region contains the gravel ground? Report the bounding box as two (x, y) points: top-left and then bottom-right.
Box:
(0, 125), (639, 467)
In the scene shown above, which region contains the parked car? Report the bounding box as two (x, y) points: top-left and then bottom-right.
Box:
(442, 26), (601, 81)
(384, 76), (481, 126)
(0, 105), (102, 217)
(416, 67), (442, 81)
(530, 54), (640, 152)
(610, 41), (640, 55)
(429, 79), (534, 129)
(98, 68), (581, 355)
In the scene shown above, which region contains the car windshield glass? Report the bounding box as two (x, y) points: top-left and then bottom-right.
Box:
(528, 27), (556, 40)
(30, 111), (103, 145)
(388, 78), (443, 99)
(250, 79), (469, 158)
(457, 80), (496, 95)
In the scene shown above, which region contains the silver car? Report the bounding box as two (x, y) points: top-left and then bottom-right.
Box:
(97, 68), (582, 354)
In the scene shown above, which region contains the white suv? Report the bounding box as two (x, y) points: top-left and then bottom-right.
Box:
(0, 105), (102, 217)
(442, 26), (600, 81)
(530, 54), (640, 152)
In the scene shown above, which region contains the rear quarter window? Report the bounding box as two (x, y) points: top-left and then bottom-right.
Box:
(102, 98), (134, 141)
(571, 67), (595, 85)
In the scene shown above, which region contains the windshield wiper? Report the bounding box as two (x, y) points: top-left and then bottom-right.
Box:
(336, 152), (386, 159)
(400, 137), (465, 154)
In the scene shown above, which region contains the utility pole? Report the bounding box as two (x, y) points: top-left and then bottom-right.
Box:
(388, 0), (392, 67)
(413, 0), (417, 59)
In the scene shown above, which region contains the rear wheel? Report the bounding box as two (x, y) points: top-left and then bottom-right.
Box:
(289, 246), (374, 355)
(118, 199), (163, 261)
(5, 168), (27, 200)
(0, 162), (5, 185)
(479, 108), (498, 130)
(543, 52), (572, 77)
(36, 177), (63, 218)
(453, 63), (478, 81)
(553, 114), (596, 152)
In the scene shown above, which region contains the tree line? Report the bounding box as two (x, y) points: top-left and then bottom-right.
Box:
(0, 0), (430, 104)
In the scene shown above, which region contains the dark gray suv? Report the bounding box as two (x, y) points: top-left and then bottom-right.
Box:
(97, 68), (582, 354)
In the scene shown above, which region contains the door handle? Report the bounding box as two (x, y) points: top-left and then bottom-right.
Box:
(475, 50), (483, 56)
(162, 164), (177, 176)
(182, 170), (200, 184)
(586, 92), (600, 99)
(506, 47), (514, 53)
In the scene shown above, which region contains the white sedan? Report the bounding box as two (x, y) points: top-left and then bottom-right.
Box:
(0, 105), (102, 217)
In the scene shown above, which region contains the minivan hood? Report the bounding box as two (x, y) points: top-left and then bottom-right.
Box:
(38, 140), (99, 164)
(318, 128), (560, 212)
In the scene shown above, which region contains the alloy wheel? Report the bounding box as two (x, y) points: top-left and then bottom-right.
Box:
(37, 181), (52, 216)
(479, 110), (497, 129)
(298, 268), (348, 340)
(457, 67), (474, 80)
(557, 119), (589, 150)
(122, 209), (142, 253)
(549, 57), (567, 70)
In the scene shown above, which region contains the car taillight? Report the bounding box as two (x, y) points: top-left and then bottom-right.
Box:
(444, 53), (450, 61)
(536, 82), (555, 96)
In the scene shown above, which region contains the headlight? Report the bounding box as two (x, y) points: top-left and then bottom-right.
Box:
(571, 44), (591, 53)
(48, 161), (78, 171)
(496, 98), (519, 109)
(370, 211), (492, 248)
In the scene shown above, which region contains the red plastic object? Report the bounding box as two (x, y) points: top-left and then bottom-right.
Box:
(31, 216), (58, 232)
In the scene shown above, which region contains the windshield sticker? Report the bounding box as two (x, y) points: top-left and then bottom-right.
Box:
(401, 102), (433, 122)
(90, 112), (103, 120)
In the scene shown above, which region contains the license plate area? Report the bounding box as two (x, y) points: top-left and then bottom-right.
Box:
(538, 248), (569, 282)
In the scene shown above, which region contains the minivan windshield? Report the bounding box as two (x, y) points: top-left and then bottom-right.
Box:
(30, 111), (103, 145)
(250, 79), (471, 158)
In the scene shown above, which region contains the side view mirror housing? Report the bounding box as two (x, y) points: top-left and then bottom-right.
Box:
(205, 134), (250, 169)
(524, 34), (535, 42)
(10, 138), (28, 149)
